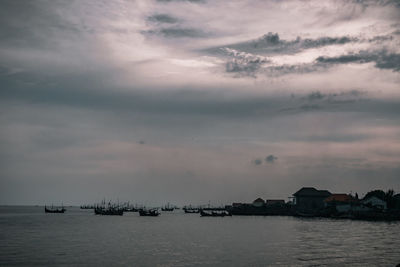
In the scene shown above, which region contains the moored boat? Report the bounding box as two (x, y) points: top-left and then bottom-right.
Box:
(94, 206), (123, 216)
(183, 207), (200, 213)
(139, 209), (160, 216)
(200, 210), (231, 217)
(45, 205), (66, 213)
(161, 203), (174, 211)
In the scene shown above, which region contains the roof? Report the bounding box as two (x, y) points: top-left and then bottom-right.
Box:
(253, 198), (265, 203)
(362, 196), (386, 204)
(266, 200), (285, 205)
(293, 187), (331, 197)
(324, 194), (355, 203)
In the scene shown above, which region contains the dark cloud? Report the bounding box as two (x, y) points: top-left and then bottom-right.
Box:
(265, 155), (277, 163)
(206, 30), (399, 77)
(0, 67), (392, 120)
(280, 90), (369, 114)
(305, 90), (366, 103)
(256, 32), (281, 46)
(225, 48), (400, 78)
(355, 0), (400, 8)
(148, 14), (179, 24)
(206, 32), (389, 77)
(253, 155), (278, 165)
(253, 159), (263, 165)
(308, 91), (325, 101)
(255, 33), (359, 52)
(144, 27), (208, 38)
(224, 48), (269, 77)
(368, 35), (394, 43)
(160, 27), (206, 38)
(316, 50), (400, 71)
(262, 63), (327, 76)
(301, 36), (358, 48)
(208, 32), (360, 56)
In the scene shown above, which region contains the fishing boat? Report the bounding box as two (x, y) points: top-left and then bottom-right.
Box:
(139, 209), (160, 216)
(123, 206), (139, 212)
(121, 202), (139, 212)
(94, 200), (124, 216)
(94, 206), (124, 216)
(200, 210), (231, 217)
(45, 205), (66, 213)
(161, 203), (174, 211)
(94, 206), (123, 216)
(183, 207), (200, 213)
(80, 204), (95, 209)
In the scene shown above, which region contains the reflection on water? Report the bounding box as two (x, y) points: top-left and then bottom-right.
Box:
(0, 206), (399, 266)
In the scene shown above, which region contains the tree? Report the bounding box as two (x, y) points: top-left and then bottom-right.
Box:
(363, 190), (385, 200)
(363, 189), (396, 209)
(385, 189), (395, 209)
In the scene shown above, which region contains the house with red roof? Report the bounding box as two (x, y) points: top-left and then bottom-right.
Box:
(324, 194), (357, 213)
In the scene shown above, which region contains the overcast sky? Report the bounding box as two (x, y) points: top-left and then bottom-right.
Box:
(1, 0), (399, 205)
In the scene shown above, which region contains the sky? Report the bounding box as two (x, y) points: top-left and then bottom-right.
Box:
(0, 0), (399, 206)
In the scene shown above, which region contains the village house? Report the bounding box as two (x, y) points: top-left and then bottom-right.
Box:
(394, 194), (400, 210)
(324, 194), (357, 213)
(266, 200), (285, 206)
(293, 187), (331, 211)
(362, 196), (387, 210)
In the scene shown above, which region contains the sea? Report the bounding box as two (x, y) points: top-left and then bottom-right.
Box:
(0, 206), (399, 266)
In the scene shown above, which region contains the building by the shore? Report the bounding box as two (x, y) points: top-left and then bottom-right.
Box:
(228, 197), (288, 215)
(293, 187), (331, 212)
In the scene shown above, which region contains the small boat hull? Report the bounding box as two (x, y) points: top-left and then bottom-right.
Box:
(45, 207), (66, 213)
(94, 207), (123, 216)
(139, 209), (160, 216)
(200, 210), (231, 217)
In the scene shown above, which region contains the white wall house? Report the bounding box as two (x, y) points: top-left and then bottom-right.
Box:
(362, 196), (387, 210)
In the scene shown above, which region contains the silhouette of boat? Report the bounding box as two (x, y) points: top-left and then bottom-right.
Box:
(123, 207), (139, 212)
(80, 204), (95, 209)
(93, 200), (124, 216)
(139, 209), (160, 216)
(183, 207), (200, 213)
(94, 206), (123, 216)
(161, 203), (174, 211)
(200, 210), (231, 217)
(45, 205), (66, 213)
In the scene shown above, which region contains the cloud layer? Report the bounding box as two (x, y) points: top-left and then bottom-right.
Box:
(0, 0), (399, 205)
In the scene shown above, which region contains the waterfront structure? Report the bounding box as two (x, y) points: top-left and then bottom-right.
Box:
(252, 198), (265, 207)
(394, 194), (400, 209)
(324, 194), (358, 213)
(139, 209), (160, 216)
(362, 196), (387, 210)
(228, 198), (291, 216)
(293, 187), (331, 211)
(266, 200), (285, 206)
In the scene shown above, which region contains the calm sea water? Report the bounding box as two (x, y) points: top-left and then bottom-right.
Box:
(0, 206), (399, 266)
